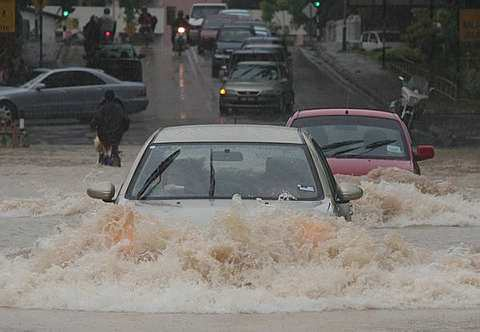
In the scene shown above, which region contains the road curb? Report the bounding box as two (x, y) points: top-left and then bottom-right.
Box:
(299, 46), (385, 108)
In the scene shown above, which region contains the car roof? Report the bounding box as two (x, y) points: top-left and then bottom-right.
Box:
(153, 125), (303, 144)
(246, 36), (281, 41)
(291, 108), (402, 121)
(192, 3), (227, 7)
(52, 67), (104, 74)
(233, 49), (277, 54)
(245, 43), (283, 48)
(221, 24), (253, 29)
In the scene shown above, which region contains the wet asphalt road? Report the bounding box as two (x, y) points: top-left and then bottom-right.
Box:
(27, 37), (373, 145)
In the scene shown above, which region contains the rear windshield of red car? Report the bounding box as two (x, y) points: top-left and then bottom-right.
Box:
(291, 115), (410, 160)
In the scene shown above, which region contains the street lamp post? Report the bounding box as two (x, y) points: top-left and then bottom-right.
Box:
(342, 0), (347, 52)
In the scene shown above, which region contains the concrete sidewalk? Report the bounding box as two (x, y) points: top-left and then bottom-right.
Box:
(309, 42), (400, 109)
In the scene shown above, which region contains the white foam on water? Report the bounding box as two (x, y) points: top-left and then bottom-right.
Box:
(0, 206), (479, 313)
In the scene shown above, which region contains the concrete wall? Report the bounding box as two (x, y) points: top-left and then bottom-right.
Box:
(325, 15), (362, 44)
(21, 10), (61, 65)
(43, 6), (165, 35)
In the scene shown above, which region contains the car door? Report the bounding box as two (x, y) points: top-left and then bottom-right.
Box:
(66, 71), (107, 116)
(25, 71), (70, 118)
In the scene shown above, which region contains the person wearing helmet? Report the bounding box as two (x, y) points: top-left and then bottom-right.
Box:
(171, 10), (190, 50)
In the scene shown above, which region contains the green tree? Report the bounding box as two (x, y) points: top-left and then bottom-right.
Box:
(260, 0), (277, 23)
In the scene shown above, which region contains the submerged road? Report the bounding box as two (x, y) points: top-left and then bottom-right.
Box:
(27, 37), (372, 145)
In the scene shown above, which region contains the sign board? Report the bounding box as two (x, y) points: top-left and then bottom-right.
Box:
(348, 0), (450, 7)
(302, 3), (317, 19)
(33, 0), (48, 10)
(0, 0), (15, 33)
(460, 9), (480, 42)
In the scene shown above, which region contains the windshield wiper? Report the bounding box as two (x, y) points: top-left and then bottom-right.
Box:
(360, 139), (397, 154)
(332, 139), (397, 157)
(209, 149), (215, 199)
(136, 149), (181, 200)
(321, 139), (363, 151)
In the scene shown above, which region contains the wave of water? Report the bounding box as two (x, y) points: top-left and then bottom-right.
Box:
(0, 205), (479, 313)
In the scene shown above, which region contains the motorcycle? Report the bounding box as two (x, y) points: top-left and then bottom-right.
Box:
(389, 75), (433, 130)
(174, 26), (187, 56)
(100, 31), (114, 44)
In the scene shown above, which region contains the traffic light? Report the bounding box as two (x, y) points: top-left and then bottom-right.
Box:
(313, 0), (321, 8)
(60, 0), (75, 18)
(62, 6), (74, 17)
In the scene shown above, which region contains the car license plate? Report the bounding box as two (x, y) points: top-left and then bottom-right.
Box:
(240, 97), (255, 102)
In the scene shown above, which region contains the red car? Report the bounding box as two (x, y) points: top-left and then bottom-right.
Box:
(286, 108), (434, 176)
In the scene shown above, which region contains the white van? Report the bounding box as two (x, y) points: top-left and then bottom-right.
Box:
(189, 3), (228, 28)
(361, 30), (404, 51)
(189, 3), (228, 44)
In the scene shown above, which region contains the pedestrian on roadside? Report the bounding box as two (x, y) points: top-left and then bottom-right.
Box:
(90, 90), (129, 167)
(83, 15), (100, 60)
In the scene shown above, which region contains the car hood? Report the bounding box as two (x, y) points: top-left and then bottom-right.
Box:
(224, 81), (277, 91)
(216, 41), (243, 52)
(118, 199), (332, 227)
(327, 157), (413, 176)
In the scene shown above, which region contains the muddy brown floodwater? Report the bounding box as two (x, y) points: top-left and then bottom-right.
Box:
(0, 146), (479, 331)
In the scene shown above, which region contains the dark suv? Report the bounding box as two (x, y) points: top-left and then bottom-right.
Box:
(212, 24), (255, 78)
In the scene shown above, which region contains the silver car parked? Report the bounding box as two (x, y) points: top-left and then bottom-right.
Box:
(0, 67), (148, 120)
(87, 124), (363, 222)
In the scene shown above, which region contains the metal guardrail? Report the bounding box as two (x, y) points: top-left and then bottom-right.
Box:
(388, 57), (458, 101)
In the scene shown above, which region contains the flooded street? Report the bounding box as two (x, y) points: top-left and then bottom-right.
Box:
(1, 146), (479, 323)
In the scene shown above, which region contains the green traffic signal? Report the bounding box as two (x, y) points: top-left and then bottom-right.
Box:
(313, 1), (321, 7)
(62, 9), (70, 17)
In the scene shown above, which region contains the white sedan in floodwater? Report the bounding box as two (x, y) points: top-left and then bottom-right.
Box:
(87, 125), (363, 220)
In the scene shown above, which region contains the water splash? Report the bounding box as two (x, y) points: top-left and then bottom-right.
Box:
(0, 206), (479, 313)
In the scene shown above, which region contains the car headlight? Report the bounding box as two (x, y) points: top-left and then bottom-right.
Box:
(219, 88), (234, 96)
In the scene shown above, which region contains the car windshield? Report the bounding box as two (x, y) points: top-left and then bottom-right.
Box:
(230, 64), (279, 82)
(219, 29), (253, 42)
(21, 72), (49, 88)
(127, 143), (322, 200)
(191, 6), (226, 19)
(292, 115), (409, 160)
(379, 32), (401, 42)
(203, 18), (225, 29)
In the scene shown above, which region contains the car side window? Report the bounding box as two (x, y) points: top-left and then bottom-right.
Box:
(362, 33), (368, 42)
(41, 72), (74, 89)
(369, 33), (378, 43)
(70, 71), (106, 86)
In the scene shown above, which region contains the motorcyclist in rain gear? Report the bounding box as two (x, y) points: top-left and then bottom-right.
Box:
(98, 8), (116, 43)
(91, 90), (129, 167)
(171, 10), (190, 50)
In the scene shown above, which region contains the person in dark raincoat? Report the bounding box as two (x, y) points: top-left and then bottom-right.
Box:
(91, 90), (129, 167)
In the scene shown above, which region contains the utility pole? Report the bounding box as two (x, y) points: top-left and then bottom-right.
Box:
(39, 8), (43, 66)
(342, 0), (347, 51)
(381, 0), (386, 68)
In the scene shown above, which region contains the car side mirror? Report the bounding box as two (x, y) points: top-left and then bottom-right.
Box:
(35, 83), (46, 91)
(87, 182), (115, 202)
(414, 145), (434, 161)
(338, 183), (363, 202)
